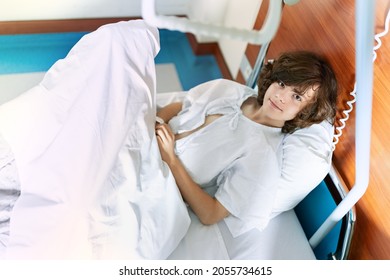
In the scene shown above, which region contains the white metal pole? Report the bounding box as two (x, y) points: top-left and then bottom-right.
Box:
(141, 0), (283, 45)
(309, 0), (375, 248)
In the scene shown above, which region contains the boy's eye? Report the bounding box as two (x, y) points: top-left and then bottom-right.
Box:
(293, 94), (302, 102)
(277, 80), (285, 88)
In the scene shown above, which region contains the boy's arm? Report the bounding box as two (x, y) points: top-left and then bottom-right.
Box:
(155, 123), (230, 225)
(156, 102), (182, 123)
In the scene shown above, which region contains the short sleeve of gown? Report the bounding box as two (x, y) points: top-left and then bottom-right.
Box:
(215, 143), (280, 238)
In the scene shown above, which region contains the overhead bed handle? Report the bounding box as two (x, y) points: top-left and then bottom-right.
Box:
(142, 0), (299, 45)
(309, 0), (375, 248)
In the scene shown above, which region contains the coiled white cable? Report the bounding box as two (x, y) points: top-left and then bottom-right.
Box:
(373, 8), (390, 62)
(332, 8), (390, 151)
(333, 83), (356, 149)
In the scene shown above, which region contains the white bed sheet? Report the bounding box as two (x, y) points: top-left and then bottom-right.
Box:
(0, 20), (190, 260)
(167, 208), (316, 260)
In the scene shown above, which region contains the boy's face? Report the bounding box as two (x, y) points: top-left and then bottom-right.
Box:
(262, 81), (315, 127)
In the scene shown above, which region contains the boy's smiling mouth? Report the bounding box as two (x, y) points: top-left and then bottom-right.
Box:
(269, 99), (283, 111)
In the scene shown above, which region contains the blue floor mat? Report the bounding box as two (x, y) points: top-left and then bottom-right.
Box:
(0, 29), (222, 90)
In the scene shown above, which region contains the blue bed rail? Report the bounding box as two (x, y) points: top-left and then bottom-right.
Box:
(295, 167), (356, 260)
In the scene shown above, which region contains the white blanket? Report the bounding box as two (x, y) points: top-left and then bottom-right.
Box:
(0, 20), (190, 259)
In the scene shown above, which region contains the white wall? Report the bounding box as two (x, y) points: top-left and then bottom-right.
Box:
(188, 0), (229, 43)
(188, 0), (261, 78)
(219, 0), (261, 79)
(0, 0), (190, 21)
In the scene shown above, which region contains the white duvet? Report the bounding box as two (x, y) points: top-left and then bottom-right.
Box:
(0, 20), (190, 259)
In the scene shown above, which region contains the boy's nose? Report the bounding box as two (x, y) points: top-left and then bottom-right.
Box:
(275, 92), (286, 103)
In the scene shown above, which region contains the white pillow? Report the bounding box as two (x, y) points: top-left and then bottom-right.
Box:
(272, 120), (334, 217)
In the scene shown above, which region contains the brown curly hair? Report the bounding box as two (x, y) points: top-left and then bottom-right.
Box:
(257, 51), (338, 133)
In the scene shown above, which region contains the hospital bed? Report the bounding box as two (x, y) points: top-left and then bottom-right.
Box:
(146, 0), (370, 260)
(0, 0), (373, 260)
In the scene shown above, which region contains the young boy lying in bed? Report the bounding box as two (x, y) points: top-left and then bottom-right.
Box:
(0, 20), (337, 259)
(155, 51), (338, 237)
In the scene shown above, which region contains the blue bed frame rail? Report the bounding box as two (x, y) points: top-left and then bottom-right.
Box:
(295, 167), (356, 260)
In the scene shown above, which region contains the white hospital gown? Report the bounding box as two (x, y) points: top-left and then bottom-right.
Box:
(169, 79), (284, 237)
